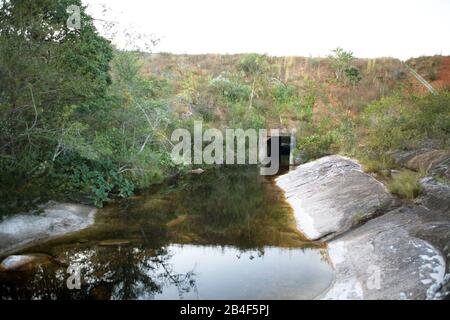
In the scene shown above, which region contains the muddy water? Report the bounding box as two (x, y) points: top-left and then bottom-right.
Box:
(0, 166), (333, 300)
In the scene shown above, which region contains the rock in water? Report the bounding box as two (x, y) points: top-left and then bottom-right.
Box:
(276, 155), (396, 240)
(0, 202), (97, 255)
(0, 254), (52, 272)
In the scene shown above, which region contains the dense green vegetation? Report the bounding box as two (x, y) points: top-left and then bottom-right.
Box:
(357, 92), (450, 174)
(0, 0), (448, 217)
(0, 1), (177, 215)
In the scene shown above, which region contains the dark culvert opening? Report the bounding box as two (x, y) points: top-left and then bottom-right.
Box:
(266, 135), (291, 174)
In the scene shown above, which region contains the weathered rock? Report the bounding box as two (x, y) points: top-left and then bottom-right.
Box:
(389, 149), (425, 166)
(419, 177), (450, 213)
(413, 221), (450, 298)
(0, 202), (97, 255)
(321, 206), (450, 300)
(405, 149), (449, 172)
(430, 156), (450, 179)
(276, 155), (396, 240)
(0, 254), (52, 272)
(390, 148), (450, 179)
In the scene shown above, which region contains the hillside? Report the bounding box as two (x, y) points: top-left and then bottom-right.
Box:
(141, 53), (449, 129)
(407, 55), (450, 92)
(143, 53), (407, 124)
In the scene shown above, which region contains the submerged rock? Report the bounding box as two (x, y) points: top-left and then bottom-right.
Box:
(98, 239), (131, 246)
(166, 214), (188, 227)
(276, 155), (396, 240)
(322, 206), (450, 300)
(0, 254), (52, 272)
(0, 202), (97, 255)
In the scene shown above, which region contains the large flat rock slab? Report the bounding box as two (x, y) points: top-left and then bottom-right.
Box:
(0, 202), (96, 256)
(276, 155), (396, 240)
(322, 206), (450, 300)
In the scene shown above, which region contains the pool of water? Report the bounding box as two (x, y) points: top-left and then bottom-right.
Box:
(0, 166), (333, 300)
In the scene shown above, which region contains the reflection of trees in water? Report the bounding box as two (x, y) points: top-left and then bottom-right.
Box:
(99, 166), (309, 248)
(112, 165), (305, 248)
(0, 246), (196, 300)
(235, 247), (265, 260)
(175, 166), (285, 227)
(172, 166), (298, 246)
(1, 167), (331, 299)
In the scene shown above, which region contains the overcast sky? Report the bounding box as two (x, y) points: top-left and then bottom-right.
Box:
(83, 0), (450, 60)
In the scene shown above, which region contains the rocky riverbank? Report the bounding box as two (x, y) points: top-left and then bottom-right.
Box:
(0, 202), (97, 257)
(276, 155), (450, 300)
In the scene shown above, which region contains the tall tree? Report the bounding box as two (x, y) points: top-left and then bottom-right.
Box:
(0, 0), (113, 158)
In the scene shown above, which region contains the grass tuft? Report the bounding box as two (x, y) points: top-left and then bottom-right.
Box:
(388, 170), (423, 199)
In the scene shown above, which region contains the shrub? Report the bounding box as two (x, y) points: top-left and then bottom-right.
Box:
(412, 92), (450, 145)
(297, 133), (335, 160)
(237, 54), (269, 76)
(359, 155), (395, 175)
(328, 47), (354, 81)
(209, 76), (251, 103)
(308, 57), (321, 69)
(294, 94), (315, 121)
(361, 92), (450, 157)
(345, 66), (362, 86)
(271, 83), (296, 104)
(55, 153), (135, 207)
(388, 170), (422, 199)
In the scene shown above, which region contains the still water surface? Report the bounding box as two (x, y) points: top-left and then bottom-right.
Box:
(0, 166), (332, 299)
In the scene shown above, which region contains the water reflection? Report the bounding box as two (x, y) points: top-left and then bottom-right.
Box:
(0, 244), (332, 300)
(96, 165), (312, 247)
(0, 166), (332, 299)
(152, 245), (332, 300)
(0, 245), (196, 300)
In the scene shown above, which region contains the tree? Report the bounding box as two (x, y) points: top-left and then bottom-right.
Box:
(345, 66), (362, 87)
(237, 54), (269, 110)
(328, 47), (354, 81)
(0, 0), (113, 159)
(0, 0), (115, 213)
